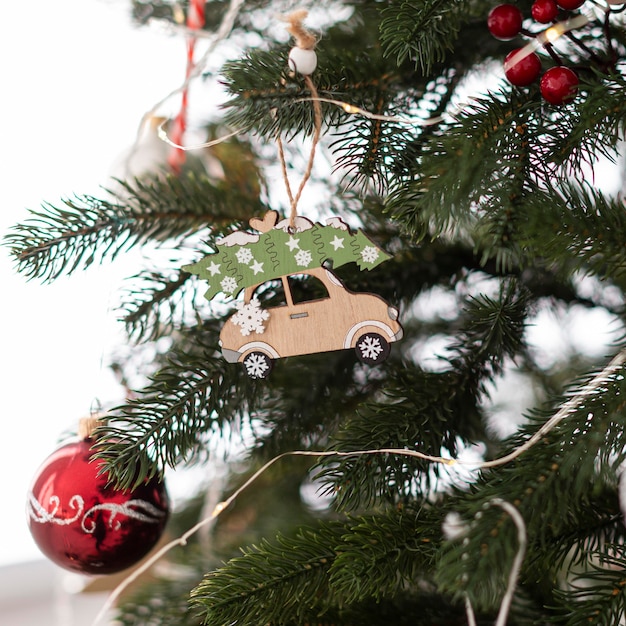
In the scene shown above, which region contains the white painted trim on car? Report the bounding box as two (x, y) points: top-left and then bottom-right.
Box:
(343, 321), (395, 349)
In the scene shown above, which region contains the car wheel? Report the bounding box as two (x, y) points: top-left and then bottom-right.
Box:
(355, 332), (390, 365)
(242, 351), (273, 379)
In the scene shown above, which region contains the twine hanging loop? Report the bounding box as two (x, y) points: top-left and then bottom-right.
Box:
(276, 10), (323, 230)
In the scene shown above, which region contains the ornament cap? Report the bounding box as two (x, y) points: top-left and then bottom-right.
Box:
(78, 415), (102, 440)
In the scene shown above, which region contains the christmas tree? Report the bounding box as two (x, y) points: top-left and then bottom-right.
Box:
(6, 0), (626, 623)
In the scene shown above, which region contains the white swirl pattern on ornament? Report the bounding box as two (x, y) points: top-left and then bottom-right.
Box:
(27, 493), (166, 533)
(27, 493), (84, 525)
(81, 499), (167, 533)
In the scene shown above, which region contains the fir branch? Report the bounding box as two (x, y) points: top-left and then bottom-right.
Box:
(191, 522), (343, 625)
(4, 196), (135, 283)
(436, 354), (626, 611)
(249, 349), (384, 458)
(523, 488), (624, 580)
(328, 506), (442, 603)
(192, 510), (445, 625)
(119, 268), (197, 343)
(221, 46), (324, 138)
(329, 91), (429, 194)
(385, 69), (465, 181)
(117, 172), (266, 232)
(336, 594), (477, 625)
(93, 346), (260, 490)
(222, 43), (462, 192)
(379, 0), (470, 74)
(329, 83), (448, 192)
(317, 366), (484, 511)
(446, 279), (529, 379)
(221, 46), (404, 138)
(516, 182), (626, 279)
(386, 89), (536, 244)
(329, 104), (414, 193)
(543, 74), (626, 171)
(318, 280), (528, 510)
(3, 173), (266, 283)
(551, 549), (626, 626)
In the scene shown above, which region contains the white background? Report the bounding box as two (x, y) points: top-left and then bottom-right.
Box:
(0, 0), (190, 567)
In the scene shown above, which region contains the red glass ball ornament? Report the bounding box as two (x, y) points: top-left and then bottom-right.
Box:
(531, 0), (559, 22)
(504, 49), (542, 86)
(26, 436), (169, 575)
(487, 4), (524, 40)
(556, 0), (585, 9)
(540, 66), (579, 104)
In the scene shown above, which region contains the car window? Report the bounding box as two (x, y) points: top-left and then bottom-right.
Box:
(252, 279), (287, 307)
(287, 274), (330, 304)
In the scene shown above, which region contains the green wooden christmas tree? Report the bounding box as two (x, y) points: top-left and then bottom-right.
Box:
(183, 209), (390, 300)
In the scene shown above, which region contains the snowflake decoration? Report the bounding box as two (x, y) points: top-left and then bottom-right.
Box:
(294, 249), (313, 267)
(220, 276), (239, 294)
(358, 335), (383, 361)
(360, 246), (379, 264)
(231, 297), (270, 336)
(244, 353), (270, 378)
(236, 247), (254, 265)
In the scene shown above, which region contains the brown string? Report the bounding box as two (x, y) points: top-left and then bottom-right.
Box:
(282, 9), (318, 49)
(277, 74), (322, 230)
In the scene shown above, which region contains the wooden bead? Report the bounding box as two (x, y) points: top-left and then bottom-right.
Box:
(288, 47), (317, 75)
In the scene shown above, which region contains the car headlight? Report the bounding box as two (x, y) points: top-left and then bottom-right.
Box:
(387, 305), (399, 321)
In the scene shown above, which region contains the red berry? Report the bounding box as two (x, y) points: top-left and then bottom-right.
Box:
(487, 4), (524, 40)
(531, 0), (559, 22)
(556, 0), (585, 9)
(504, 49), (542, 86)
(540, 66), (579, 104)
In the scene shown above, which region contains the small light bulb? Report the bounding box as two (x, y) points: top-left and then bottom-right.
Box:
(544, 26), (561, 43)
(212, 502), (227, 516)
(173, 4), (185, 25)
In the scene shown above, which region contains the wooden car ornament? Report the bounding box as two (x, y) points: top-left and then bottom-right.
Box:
(183, 211), (403, 378)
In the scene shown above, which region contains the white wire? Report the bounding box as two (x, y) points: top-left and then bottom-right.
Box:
(123, 0), (247, 175)
(491, 499), (527, 626)
(465, 594), (478, 626)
